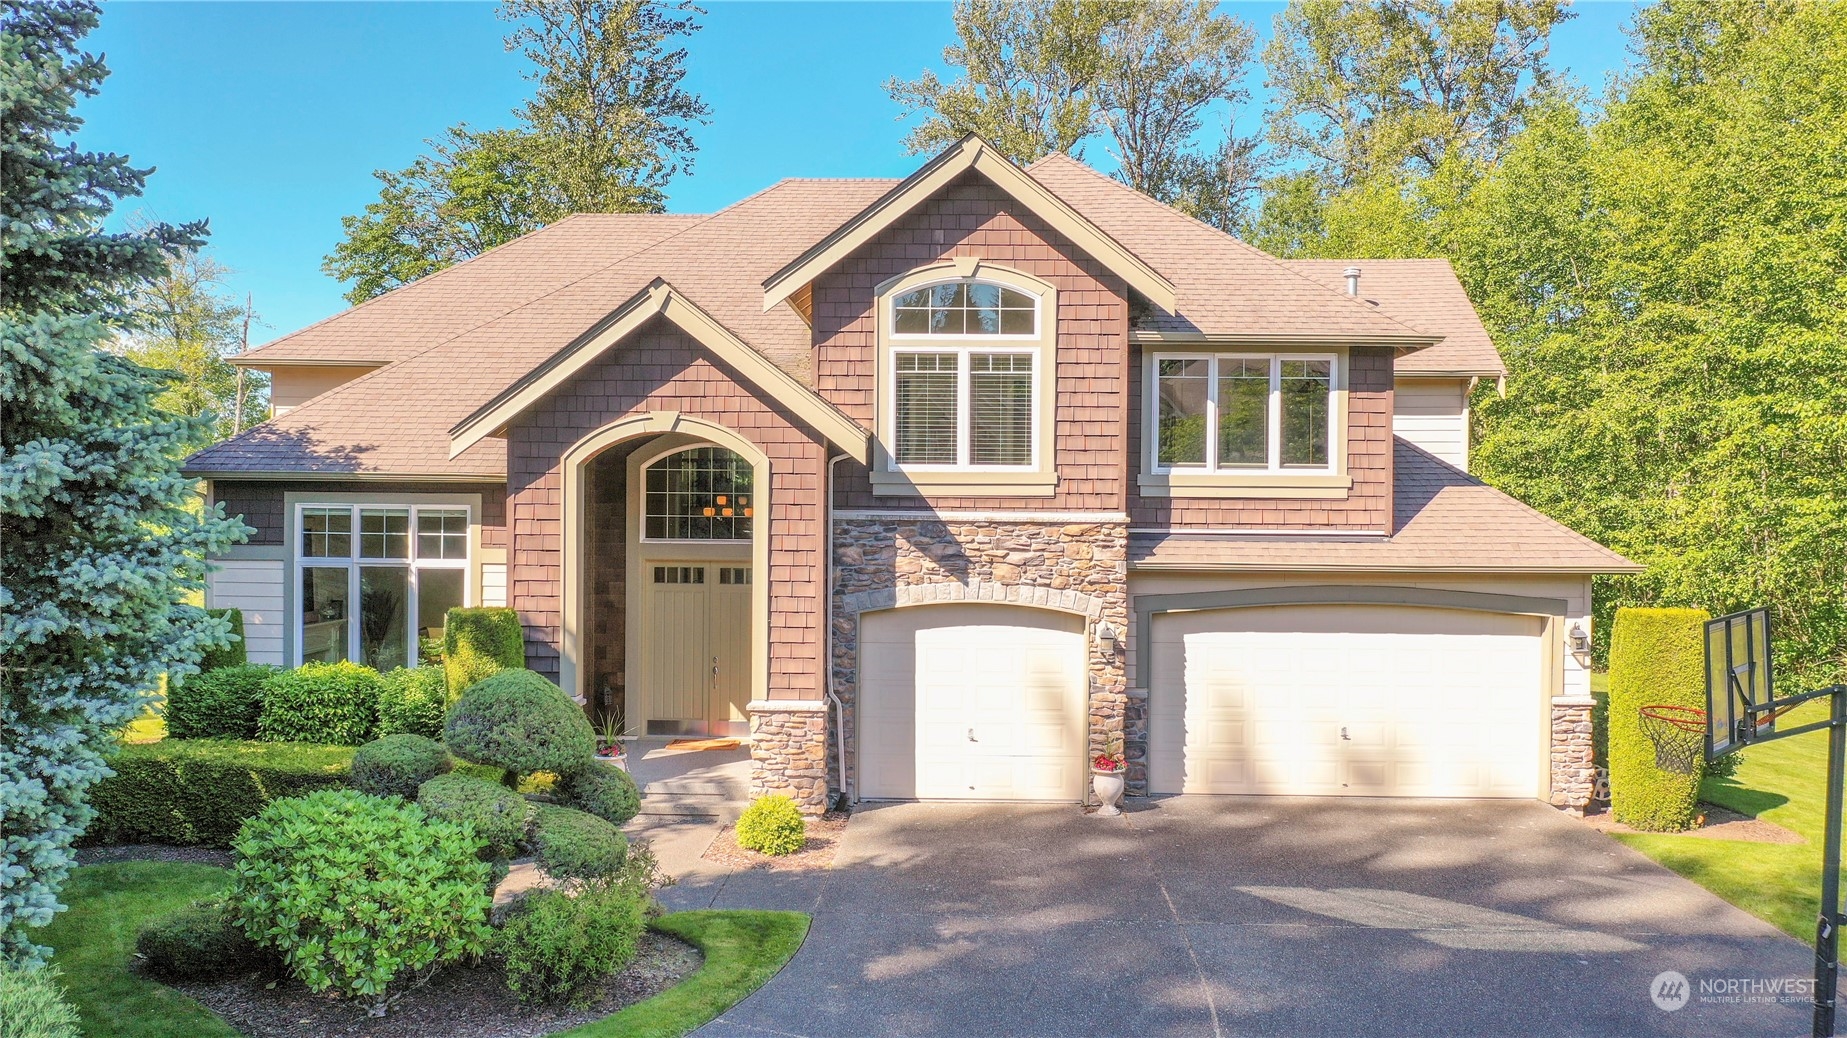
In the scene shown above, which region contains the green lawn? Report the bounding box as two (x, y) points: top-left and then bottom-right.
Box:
(1597, 671), (1839, 939)
(43, 862), (806, 1038)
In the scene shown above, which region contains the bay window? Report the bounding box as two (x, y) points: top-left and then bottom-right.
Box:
(1152, 354), (1336, 473)
(296, 504), (470, 668)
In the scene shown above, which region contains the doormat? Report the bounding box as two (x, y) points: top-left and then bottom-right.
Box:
(666, 738), (742, 751)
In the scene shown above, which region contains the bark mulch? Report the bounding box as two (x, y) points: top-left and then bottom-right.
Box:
(1581, 801), (1805, 844)
(702, 810), (850, 871)
(76, 844), (234, 867)
(169, 931), (701, 1038)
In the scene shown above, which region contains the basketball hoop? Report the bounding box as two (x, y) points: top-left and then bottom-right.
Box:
(1639, 704), (1708, 775)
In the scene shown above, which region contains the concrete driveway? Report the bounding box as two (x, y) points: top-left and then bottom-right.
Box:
(665, 798), (1813, 1037)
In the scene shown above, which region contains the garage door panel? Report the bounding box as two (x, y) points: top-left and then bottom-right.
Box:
(860, 605), (1087, 802)
(1149, 605), (1544, 799)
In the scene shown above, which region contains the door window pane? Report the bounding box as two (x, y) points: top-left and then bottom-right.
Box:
(359, 566), (409, 671)
(417, 568), (464, 654)
(969, 353), (1033, 465)
(417, 509), (469, 560)
(644, 447), (753, 540)
(301, 567), (349, 663)
(359, 508), (410, 560)
(893, 352), (958, 464)
(1157, 358), (1209, 467)
(301, 508), (351, 558)
(1217, 358), (1270, 467)
(1280, 359), (1332, 468)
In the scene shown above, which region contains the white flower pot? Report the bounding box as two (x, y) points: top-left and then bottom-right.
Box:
(1092, 768), (1125, 816)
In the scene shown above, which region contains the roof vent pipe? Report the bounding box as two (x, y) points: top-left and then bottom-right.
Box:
(1343, 266), (1362, 297)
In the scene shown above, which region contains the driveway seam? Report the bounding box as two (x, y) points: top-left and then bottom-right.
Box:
(1127, 810), (1224, 1038)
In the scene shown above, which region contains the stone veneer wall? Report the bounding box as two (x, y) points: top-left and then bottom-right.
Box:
(749, 704), (830, 812)
(1549, 697), (1596, 814)
(831, 518), (1135, 800)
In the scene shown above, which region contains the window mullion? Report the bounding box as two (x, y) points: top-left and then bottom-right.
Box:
(1204, 355), (1219, 473)
(956, 349), (971, 467)
(1268, 357), (1282, 472)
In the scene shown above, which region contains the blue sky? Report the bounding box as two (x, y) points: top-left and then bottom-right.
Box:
(83, 1), (1644, 343)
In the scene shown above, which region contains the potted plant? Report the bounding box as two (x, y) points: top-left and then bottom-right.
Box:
(593, 709), (628, 771)
(1092, 736), (1127, 816)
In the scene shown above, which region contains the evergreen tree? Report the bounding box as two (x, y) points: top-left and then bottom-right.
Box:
(0, 0), (246, 964)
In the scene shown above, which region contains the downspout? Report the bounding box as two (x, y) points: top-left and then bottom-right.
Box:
(824, 452), (852, 810)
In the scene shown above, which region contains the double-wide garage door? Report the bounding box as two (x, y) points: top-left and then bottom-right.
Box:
(1148, 605), (1545, 798)
(859, 604), (1087, 801)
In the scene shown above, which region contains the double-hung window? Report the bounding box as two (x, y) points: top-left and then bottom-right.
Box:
(887, 280), (1040, 470)
(1152, 354), (1336, 473)
(296, 504), (470, 669)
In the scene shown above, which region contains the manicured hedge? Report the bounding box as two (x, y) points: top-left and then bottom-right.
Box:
(1608, 607), (1711, 832)
(375, 665), (448, 739)
(165, 664), (276, 740)
(197, 608), (247, 674)
(350, 734), (452, 800)
(258, 661), (381, 745)
(85, 740), (354, 847)
(444, 669), (594, 777)
(443, 607), (525, 701)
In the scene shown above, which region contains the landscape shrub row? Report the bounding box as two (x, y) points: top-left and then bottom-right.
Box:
(85, 740), (355, 847)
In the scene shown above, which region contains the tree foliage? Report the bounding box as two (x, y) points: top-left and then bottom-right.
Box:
(323, 1), (708, 303)
(0, 0), (246, 965)
(887, 0), (1262, 229)
(1257, 1), (1847, 682)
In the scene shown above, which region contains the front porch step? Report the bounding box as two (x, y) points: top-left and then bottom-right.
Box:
(639, 792), (743, 821)
(642, 776), (742, 797)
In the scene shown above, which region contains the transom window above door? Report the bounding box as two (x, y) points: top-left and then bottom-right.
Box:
(1152, 353), (1337, 473)
(644, 446), (753, 540)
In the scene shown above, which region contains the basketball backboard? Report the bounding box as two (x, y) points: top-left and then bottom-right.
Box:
(1706, 608), (1775, 757)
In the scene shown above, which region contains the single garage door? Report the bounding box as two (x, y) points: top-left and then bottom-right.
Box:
(859, 604), (1087, 801)
(1148, 605), (1544, 797)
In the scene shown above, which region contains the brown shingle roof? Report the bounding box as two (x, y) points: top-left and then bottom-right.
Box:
(1284, 259), (1504, 377)
(1129, 439), (1640, 573)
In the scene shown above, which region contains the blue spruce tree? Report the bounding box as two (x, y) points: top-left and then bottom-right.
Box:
(1, 0), (248, 964)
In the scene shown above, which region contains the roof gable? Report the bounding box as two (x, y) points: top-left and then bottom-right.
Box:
(762, 135), (1178, 314)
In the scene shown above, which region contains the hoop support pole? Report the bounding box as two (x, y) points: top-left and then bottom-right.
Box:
(1813, 685), (1845, 1038)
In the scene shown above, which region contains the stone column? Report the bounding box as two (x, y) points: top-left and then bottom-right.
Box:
(747, 701), (830, 814)
(1549, 696), (1597, 815)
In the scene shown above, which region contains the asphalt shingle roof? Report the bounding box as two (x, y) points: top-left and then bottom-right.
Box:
(1283, 259), (1504, 377)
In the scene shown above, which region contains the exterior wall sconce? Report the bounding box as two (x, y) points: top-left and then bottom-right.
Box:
(1096, 621), (1120, 650)
(1568, 622), (1593, 666)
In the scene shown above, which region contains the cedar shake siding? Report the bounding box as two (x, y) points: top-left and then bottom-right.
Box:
(814, 171), (1131, 513)
(210, 479), (509, 548)
(505, 316), (829, 696)
(1126, 346), (1396, 531)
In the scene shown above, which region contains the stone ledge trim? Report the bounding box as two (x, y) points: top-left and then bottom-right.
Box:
(747, 700), (830, 713)
(842, 580), (1109, 619)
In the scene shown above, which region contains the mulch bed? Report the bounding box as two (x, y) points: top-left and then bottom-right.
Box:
(702, 810), (850, 871)
(1581, 801), (1805, 844)
(75, 843), (234, 867)
(168, 931), (701, 1038)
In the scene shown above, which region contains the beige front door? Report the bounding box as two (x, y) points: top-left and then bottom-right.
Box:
(641, 563), (752, 736)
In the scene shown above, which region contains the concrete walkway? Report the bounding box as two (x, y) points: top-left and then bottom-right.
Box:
(685, 797), (1813, 1038)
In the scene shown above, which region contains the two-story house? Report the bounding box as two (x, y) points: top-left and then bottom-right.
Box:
(185, 136), (1636, 814)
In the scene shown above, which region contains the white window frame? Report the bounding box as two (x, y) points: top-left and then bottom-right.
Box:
(886, 277), (1042, 343)
(1147, 352), (1339, 475)
(291, 502), (473, 669)
(885, 344), (1041, 472)
(638, 444), (756, 545)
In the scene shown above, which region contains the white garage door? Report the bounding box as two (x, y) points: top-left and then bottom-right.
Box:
(1148, 605), (1545, 798)
(859, 604), (1087, 801)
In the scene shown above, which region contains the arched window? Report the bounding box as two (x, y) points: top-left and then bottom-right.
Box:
(643, 446), (753, 540)
(890, 280), (1038, 337)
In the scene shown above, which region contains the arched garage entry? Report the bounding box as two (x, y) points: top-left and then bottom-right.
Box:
(1138, 586), (1566, 799)
(858, 603), (1088, 802)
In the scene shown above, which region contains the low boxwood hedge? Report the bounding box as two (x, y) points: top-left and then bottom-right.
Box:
(1608, 606), (1711, 832)
(85, 740), (355, 848)
(375, 665), (448, 739)
(165, 664), (276, 741)
(258, 661), (381, 745)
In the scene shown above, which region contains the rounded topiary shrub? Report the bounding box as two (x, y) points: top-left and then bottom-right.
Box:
(561, 762), (641, 827)
(165, 663), (277, 740)
(136, 899), (270, 981)
(350, 734), (452, 800)
(1608, 606), (1712, 832)
(257, 661), (383, 745)
(495, 880), (647, 1007)
(417, 773), (532, 859)
(443, 607), (525, 700)
(231, 789), (492, 1011)
(735, 795), (806, 856)
(374, 665), (448, 739)
(444, 669), (594, 776)
(531, 804), (628, 884)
